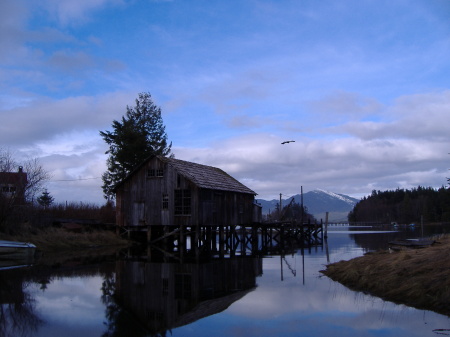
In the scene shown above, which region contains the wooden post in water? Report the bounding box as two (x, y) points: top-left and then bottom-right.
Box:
(230, 225), (236, 257)
(219, 225), (224, 258)
(206, 226), (212, 253)
(301, 185), (304, 225)
(252, 224), (258, 255)
(179, 223), (184, 260)
(320, 218), (323, 241)
(241, 225), (246, 256)
(147, 225), (152, 243)
(324, 212), (329, 239)
(195, 222), (199, 260)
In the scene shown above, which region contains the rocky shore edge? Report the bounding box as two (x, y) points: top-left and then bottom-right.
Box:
(321, 234), (450, 317)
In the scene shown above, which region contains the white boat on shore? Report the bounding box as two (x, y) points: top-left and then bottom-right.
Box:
(0, 240), (36, 260)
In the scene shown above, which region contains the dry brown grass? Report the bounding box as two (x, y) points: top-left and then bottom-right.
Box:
(1, 225), (131, 252)
(321, 235), (450, 316)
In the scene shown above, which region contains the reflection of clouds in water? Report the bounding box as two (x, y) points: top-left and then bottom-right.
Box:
(229, 277), (353, 317)
(326, 245), (366, 263)
(225, 255), (449, 337)
(32, 276), (105, 325)
(16, 229), (449, 337)
(31, 321), (105, 337)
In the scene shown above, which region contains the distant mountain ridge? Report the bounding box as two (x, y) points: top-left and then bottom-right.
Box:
(256, 189), (360, 222)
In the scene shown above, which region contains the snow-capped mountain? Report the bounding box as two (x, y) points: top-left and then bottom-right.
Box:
(256, 189), (360, 222)
(313, 189), (357, 206)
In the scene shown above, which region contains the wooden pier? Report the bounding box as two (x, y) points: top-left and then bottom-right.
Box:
(121, 221), (323, 259)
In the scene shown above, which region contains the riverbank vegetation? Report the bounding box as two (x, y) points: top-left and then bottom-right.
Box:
(321, 234), (450, 317)
(1, 200), (115, 233)
(348, 186), (450, 224)
(1, 225), (130, 252)
(0, 201), (133, 252)
(266, 200), (316, 223)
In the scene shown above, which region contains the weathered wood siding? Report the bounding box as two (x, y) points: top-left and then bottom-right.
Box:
(116, 157), (257, 228)
(198, 190), (255, 226)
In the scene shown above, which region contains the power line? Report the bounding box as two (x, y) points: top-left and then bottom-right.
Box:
(50, 177), (101, 182)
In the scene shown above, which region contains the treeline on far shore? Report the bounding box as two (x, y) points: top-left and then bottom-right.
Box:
(348, 186), (450, 224)
(1, 201), (116, 235)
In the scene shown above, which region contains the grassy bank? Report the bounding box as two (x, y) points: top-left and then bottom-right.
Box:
(1, 225), (132, 252)
(321, 234), (450, 316)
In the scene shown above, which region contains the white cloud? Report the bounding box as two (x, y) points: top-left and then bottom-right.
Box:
(306, 91), (383, 119)
(174, 99), (449, 200)
(49, 50), (96, 72)
(34, 276), (106, 323)
(0, 0), (30, 63)
(0, 92), (136, 145)
(4, 87), (448, 204)
(40, 0), (126, 27)
(335, 90), (450, 141)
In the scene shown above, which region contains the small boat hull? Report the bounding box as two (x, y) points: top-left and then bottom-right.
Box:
(0, 240), (36, 261)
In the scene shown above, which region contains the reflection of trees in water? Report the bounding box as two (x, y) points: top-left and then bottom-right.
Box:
(101, 275), (164, 337)
(349, 227), (422, 251)
(0, 275), (43, 337)
(0, 256), (117, 337)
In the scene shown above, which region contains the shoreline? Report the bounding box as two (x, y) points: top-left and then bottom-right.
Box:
(0, 226), (133, 253)
(3, 227), (449, 317)
(321, 234), (450, 317)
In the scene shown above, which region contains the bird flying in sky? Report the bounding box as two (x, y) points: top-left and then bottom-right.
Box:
(281, 140), (295, 144)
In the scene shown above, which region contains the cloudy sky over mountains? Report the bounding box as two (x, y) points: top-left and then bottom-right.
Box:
(1, 0), (449, 204)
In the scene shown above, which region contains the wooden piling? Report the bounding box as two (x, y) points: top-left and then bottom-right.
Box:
(125, 219), (323, 259)
(147, 225), (152, 243)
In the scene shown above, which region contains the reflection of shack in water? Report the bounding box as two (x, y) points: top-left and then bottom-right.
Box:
(114, 256), (262, 334)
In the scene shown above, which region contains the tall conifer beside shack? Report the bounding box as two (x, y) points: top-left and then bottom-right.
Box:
(115, 156), (261, 237)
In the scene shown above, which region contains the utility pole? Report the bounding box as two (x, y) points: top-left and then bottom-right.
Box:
(279, 193), (282, 220)
(301, 186), (303, 225)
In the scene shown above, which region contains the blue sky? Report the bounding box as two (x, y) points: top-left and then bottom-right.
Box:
(1, 0), (449, 204)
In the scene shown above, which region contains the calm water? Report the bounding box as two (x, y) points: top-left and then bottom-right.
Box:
(1, 225), (449, 337)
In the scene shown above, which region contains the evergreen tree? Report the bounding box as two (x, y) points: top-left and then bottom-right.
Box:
(348, 186), (450, 223)
(37, 189), (54, 209)
(100, 92), (172, 199)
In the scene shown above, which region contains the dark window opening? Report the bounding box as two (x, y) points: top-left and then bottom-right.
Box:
(1, 186), (15, 193)
(148, 169), (164, 177)
(175, 189), (191, 215)
(162, 193), (169, 210)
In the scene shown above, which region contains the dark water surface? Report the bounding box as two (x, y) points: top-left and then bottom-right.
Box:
(1, 225), (449, 337)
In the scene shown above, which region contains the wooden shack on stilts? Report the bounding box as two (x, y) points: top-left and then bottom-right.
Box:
(115, 155), (262, 248)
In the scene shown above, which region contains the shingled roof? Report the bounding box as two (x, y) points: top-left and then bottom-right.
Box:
(159, 156), (256, 195)
(116, 156), (256, 195)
